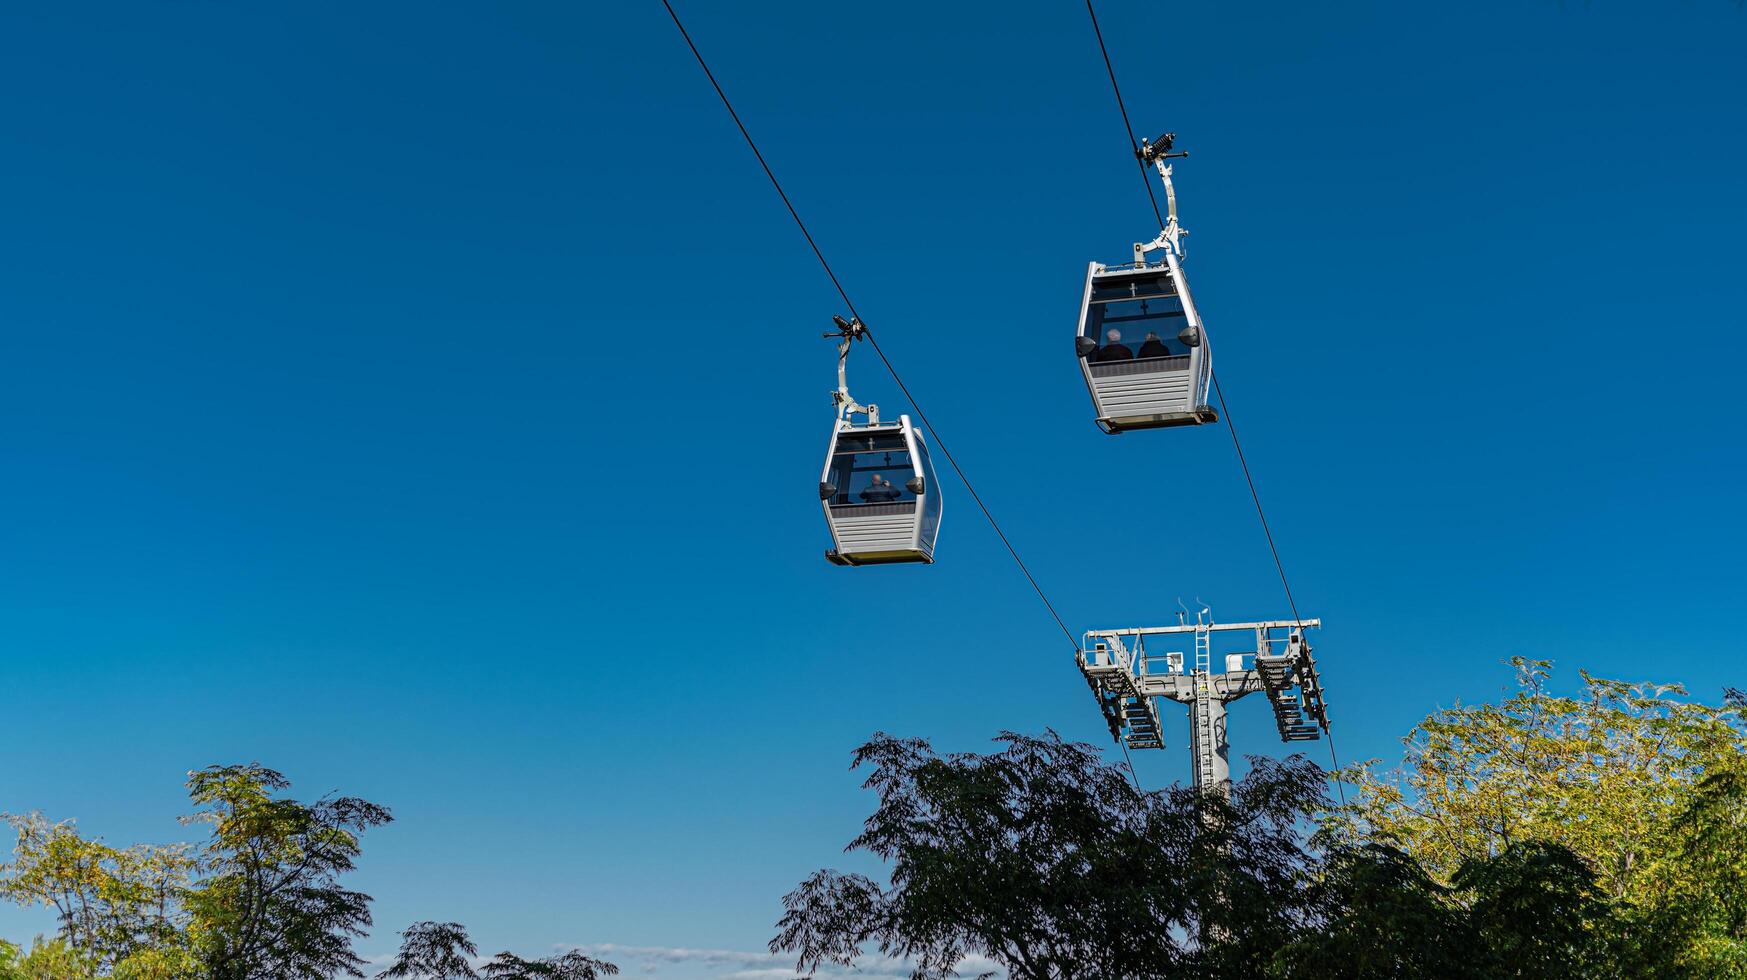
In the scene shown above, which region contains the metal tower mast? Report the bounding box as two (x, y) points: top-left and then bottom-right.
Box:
(1079, 611), (1330, 796)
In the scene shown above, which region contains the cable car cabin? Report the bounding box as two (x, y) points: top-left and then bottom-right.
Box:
(818, 415), (941, 566)
(1075, 256), (1217, 434)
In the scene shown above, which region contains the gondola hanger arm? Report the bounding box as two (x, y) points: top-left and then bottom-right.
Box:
(827, 315), (877, 424)
(1133, 132), (1190, 263)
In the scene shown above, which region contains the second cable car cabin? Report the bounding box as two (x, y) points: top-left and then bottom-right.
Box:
(820, 415), (940, 565)
(818, 316), (942, 566)
(1075, 132), (1218, 434)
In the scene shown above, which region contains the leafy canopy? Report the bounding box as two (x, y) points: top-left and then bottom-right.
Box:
(3, 765), (619, 980)
(778, 665), (1747, 980)
(377, 922), (618, 980)
(1329, 659), (1747, 976)
(772, 730), (1329, 980)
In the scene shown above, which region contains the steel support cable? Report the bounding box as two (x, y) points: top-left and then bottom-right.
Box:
(1210, 374), (1302, 628)
(659, 0), (856, 316)
(858, 332), (1080, 652)
(1084, 0), (1165, 232)
(1211, 375), (1345, 802)
(661, 0), (1080, 655)
(1119, 741), (1143, 793)
(1084, 0), (1346, 803)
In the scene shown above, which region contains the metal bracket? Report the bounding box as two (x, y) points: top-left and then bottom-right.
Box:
(1132, 132), (1189, 264)
(826, 315), (877, 424)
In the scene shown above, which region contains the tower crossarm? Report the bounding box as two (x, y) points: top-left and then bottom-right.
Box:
(1077, 615), (1330, 792)
(1092, 619), (1321, 638)
(1140, 670), (1265, 702)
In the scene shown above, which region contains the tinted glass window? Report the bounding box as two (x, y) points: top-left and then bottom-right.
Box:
(826, 436), (916, 506)
(1085, 288), (1189, 360)
(1091, 273), (1175, 304)
(917, 435), (941, 544)
(833, 431), (909, 454)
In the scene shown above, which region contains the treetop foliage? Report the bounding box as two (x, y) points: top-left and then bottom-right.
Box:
(376, 922), (618, 980)
(773, 730), (1331, 980)
(6, 660), (1741, 979)
(1327, 658), (1747, 897)
(2, 769), (616, 980)
(775, 663), (1747, 979)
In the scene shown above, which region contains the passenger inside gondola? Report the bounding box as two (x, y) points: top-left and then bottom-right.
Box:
(859, 474), (901, 502)
(826, 433), (917, 507)
(1084, 272), (1191, 365)
(1097, 328), (1134, 361)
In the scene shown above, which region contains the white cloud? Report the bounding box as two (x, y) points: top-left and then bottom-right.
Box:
(563, 943), (1001, 980)
(570, 943), (782, 967)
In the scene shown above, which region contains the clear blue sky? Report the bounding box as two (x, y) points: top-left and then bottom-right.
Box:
(2, 2), (1743, 977)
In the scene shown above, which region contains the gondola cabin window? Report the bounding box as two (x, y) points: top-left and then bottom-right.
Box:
(1084, 272), (1190, 363)
(826, 432), (916, 507)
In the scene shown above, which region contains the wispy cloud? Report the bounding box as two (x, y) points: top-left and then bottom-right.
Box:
(570, 943), (782, 968)
(563, 943), (1001, 980)
(712, 964), (908, 971)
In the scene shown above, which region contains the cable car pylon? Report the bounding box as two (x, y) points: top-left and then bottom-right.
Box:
(1079, 608), (1332, 797)
(1075, 132), (1219, 434)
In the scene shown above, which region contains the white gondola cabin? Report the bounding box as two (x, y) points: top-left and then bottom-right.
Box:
(1075, 132), (1218, 434)
(817, 315), (942, 566)
(819, 415), (941, 566)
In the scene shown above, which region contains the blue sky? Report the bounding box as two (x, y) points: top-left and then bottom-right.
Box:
(2, 1), (1743, 977)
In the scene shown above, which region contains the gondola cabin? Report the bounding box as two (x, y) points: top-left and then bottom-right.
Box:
(1075, 253), (1217, 434)
(819, 415), (941, 566)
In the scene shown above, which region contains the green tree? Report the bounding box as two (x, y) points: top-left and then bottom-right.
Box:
(378, 921), (479, 980)
(1452, 840), (1619, 979)
(1646, 755), (1747, 974)
(377, 921), (617, 980)
(1329, 660), (1747, 976)
(0, 926), (196, 980)
(5, 767), (617, 980)
(1269, 843), (1484, 980)
(771, 731), (1329, 980)
(0, 937), (95, 980)
(0, 814), (192, 970)
(180, 763), (391, 980)
(478, 951), (617, 980)
(109, 945), (200, 980)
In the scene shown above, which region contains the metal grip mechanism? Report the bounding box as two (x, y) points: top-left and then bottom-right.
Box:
(1137, 131), (1189, 165)
(827, 315), (877, 424)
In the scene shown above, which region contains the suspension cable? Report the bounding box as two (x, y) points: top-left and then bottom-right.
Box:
(1212, 374), (1346, 801)
(1210, 374), (1301, 627)
(659, 0), (856, 315)
(1118, 740), (1143, 793)
(860, 333), (1080, 650)
(1084, 0), (1346, 802)
(1084, 0), (1164, 232)
(661, 0), (1080, 654)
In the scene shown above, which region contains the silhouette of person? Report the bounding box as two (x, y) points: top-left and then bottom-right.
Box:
(1097, 327), (1133, 362)
(860, 474), (901, 502)
(1137, 331), (1171, 358)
